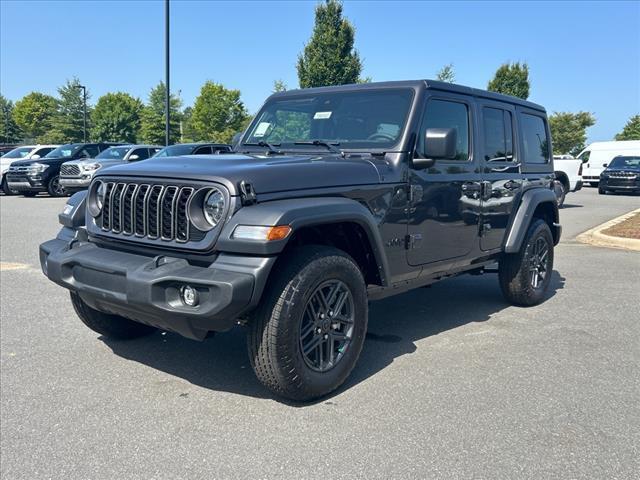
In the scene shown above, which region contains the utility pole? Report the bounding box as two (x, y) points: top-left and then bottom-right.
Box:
(165, 0), (170, 146)
(76, 84), (87, 142)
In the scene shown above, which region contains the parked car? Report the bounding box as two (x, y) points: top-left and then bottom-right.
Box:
(578, 140), (640, 186)
(598, 156), (640, 195)
(1, 145), (59, 195)
(152, 143), (232, 157)
(0, 145), (20, 156)
(40, 80), (560, 401)
(6, 142), (123, 197)
(60, 144), (163, 193)
(552, 154), (583, 207)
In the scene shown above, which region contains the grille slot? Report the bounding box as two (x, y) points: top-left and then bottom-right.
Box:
(61, 164), (80, 176)
(98, 181), (197, 243)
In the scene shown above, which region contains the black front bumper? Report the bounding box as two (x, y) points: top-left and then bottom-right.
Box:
(39, 237), (276, 340)
(599, 178), (640, 193)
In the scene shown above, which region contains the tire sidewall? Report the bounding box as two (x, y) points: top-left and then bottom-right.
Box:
(519, 221), (554, 303)
(48, 175), (64, 197)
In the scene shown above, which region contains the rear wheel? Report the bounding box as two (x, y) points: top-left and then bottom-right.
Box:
(47, 175), (66, 197)
(499, 219), (554, 307)
(70, 292), (157, 340)
(247, 246), (368, 401)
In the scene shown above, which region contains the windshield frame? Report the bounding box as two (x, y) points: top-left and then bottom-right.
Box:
(241, 86), (417, 154)
(45, 144), (82, 159)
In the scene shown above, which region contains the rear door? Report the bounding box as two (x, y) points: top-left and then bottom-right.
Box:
(477, 100), (522, 251)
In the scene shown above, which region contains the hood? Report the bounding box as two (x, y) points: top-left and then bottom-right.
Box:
(94, 153), (385, 195)
(10, 156), (68, 167)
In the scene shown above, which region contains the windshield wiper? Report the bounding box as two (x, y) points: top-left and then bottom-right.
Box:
(243, 141), (283, 155)
(294, 140), (344, 156)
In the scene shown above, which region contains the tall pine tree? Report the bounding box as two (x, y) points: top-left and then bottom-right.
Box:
(48, 77), (90, 143)
(139, 82), (182, 145)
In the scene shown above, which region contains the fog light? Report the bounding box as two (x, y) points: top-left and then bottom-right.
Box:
(180, 285), (199, 307)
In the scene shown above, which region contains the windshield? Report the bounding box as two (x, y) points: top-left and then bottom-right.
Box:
(1, 147), (34, 159)
(96, 146), (132, 160)
(152, 145), (197, 157)
(609, 156), (640, 169)
(244, 88), (414, 150)
(45, 144), (82, 158)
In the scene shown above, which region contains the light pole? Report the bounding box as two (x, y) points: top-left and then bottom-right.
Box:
(76, 84), (87, 142)
(165, 0), (170, 146)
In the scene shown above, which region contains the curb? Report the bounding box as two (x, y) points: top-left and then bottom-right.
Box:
(576, 208), (640, 251)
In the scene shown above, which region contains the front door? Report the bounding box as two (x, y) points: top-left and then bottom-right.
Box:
(476, 101), (522, 251)
(407, 94), (481, 266)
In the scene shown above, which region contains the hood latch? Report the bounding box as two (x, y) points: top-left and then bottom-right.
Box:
(239, 180), (257, 206)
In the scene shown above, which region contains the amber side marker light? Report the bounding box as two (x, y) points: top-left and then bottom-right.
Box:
(232, 225), (292, 241)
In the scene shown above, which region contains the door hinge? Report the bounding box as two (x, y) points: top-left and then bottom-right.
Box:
(479, 222), (492, 237)
(405, 233), (423, 249)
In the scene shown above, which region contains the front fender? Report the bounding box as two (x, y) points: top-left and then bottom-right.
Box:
(217, 197), (390, 284)
(504, 188), (560, 253)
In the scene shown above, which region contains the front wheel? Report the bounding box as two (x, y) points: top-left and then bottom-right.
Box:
(598, 187), (607, 195)
(247, 246), (368, 401)
(499, 219), (554, 307)
(70, 292), (157, 340)
(47, 175), (66, 197)
(1, 177), (17, 195)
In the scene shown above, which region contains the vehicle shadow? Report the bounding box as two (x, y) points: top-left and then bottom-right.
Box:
(102, 270), (566, 406)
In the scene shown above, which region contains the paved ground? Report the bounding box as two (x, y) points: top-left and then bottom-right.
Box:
(1, 188), (639, 479)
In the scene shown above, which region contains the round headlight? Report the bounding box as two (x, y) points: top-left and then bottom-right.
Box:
(96, 181), (106, 210)
(203, 188), (225, 227)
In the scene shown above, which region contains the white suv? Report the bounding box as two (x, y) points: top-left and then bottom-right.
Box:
(1, 145), (58, 195)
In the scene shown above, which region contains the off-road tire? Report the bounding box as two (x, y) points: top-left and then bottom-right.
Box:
(499, 219), (554, 307)
(47, 175), (65, 197)
(247, 245), (368, 401)
(70, 292), (157, 340)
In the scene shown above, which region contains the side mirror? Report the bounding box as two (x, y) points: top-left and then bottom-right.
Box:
(413, 128), (457, 169)
(602, 163), (608, 167)
(129, 154), (140, 161)
(31, 154), (41, 160)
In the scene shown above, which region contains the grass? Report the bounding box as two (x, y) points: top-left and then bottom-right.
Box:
(602, 212), (640, 240)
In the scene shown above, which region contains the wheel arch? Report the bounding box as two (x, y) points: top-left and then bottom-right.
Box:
(553, 171), (570, 191)
(217, 197), (390, 287)
(504, 188), (561, 253)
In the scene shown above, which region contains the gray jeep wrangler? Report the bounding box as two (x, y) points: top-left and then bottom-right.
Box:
(40, 80), (561, 401)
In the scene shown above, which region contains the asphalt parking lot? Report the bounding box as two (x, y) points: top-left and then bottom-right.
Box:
(1, 188), (639, 479)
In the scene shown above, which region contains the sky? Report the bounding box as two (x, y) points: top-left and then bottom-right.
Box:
(1, 0), (639, 142)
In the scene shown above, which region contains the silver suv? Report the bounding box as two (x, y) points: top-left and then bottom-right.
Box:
(59, 145), (162, 193)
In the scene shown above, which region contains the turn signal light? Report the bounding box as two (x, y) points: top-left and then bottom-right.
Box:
(232, 225), (292, 241)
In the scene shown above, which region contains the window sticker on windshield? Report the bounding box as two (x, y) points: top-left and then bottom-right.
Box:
(313, 111), (332, 120)
(254, 122), (271, 137)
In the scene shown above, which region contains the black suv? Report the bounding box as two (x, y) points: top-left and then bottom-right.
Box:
(598, 156), (640, 195)
(7, 142), (123, 197)
(40, 81), (560, 401)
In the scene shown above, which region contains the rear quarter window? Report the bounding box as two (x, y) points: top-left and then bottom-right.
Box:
(520, 113), (550, 164)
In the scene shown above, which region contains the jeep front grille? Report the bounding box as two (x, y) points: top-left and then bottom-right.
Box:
(60, 164), (80, 176)
(98, 181), (195, 243)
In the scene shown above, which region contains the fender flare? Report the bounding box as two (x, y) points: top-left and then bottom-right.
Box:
(504, 188), (560, 253)
(217, 197), (391, 286)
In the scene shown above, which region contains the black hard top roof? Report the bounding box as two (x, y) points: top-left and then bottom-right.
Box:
(164, 142), (231, 148)
(270, 79), (545, 112)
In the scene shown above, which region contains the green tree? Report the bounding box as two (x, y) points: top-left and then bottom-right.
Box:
(48, 77), (91, 143)
(549, 111), (596, 156)
(12, 92), (58, 142)
(91, 92), (144, 143)
(180, 106), (197, 142)
(0, 95), (23, 143)
(297, 0), (363, 88)
(190, 81), (249, 144)
(487, 62), (530, 99)
(615, 115), (640, 141)
(273, 79), (288, 93)
(436, 64), (455, 83)
(139, 82), (182, 145)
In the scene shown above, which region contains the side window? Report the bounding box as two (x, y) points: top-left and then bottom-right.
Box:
(577, 150), (590, 164)
(194, 146), (212, 155)
(520, 113), (550, 164)
(150, 147), (162, 156)
(35, 147), (54, 157)
(481, 107), (515, 163)
(418, 99), (469, 161)
(79, 146), (100, 158)
(129, 148), (149, 161)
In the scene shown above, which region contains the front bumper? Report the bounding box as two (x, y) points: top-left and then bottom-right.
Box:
(39, 237), (276, 340)
(59, 176), (91, 190)
(6, 174), (46, 191)
(599, 178), (640, 192)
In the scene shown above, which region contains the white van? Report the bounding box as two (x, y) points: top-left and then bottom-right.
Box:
(578, 140), (640, 186)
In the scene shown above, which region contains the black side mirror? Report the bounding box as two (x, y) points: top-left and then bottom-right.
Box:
(602, 163), (608, 168)
(413, 128), (457, 169)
